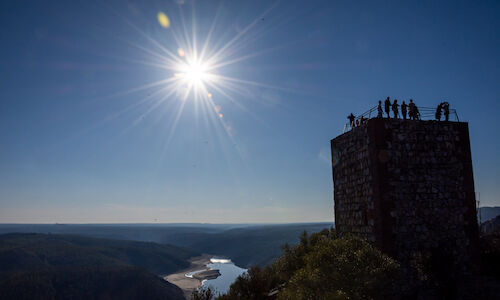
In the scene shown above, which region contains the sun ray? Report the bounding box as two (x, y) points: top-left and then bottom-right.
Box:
(157, 95), (189, 164)
(130, 85), (178, 126)
(107, 5), (185, 65)
(107, 85), (172, 123)
(213, 74), (296, 93)
(117, 89), (177, 137)
(94, 1), (306, 164)
(178, 4), (194, 59)
(115, 37), (182, 68)
(205, 81), (268, 128)
(205, 1), (280, 66)
(191, 3), (198, 62)
(199, 2), (223, 62)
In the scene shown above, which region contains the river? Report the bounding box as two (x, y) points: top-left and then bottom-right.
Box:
(200, 258), (247, 295)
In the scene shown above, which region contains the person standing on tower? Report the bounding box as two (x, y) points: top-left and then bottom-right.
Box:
(414, 106), (421, 120)
(443, 102), (450, 121)
(401, 100), (408, 120)
(384, 97), (391, 118)
(348, 113), (355, 129)
(408, 99), (416, 120)
(392, 99), (399, 118)
(435, 103), (442, 121)
(377, 100), (383, 118)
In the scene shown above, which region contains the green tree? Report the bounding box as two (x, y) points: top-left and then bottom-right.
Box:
(217, 228), (400, 300)
(278, 235), (399, 300)
(191, 287), (215, 300)
(217, 265), (279, 300)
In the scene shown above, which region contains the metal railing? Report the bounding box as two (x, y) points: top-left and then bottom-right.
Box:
(343, 105), (459, 133)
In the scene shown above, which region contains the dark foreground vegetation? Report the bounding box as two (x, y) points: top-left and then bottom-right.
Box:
(193, 228), (500, 300)
(1, 266), (183, 300)
(193, 228), (400, 300)
(0, 233), (198, 300)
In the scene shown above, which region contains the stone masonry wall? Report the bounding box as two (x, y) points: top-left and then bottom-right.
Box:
(330, 124), (377, 244)
(331, 119), (479, 274)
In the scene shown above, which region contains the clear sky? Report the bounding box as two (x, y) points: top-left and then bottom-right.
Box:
(0, 0), (498, 223)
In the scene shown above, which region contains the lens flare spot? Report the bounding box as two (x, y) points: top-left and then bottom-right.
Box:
(177, 48), (185, 57)
(218, 113), (223, 118)
(207, 92), (212, 98)
(214, 105), (221, 113)
(157, 12), (170, 28)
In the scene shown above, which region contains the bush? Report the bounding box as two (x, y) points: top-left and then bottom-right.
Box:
(192, 287), (215, 300)
(217, 228), (400, 300)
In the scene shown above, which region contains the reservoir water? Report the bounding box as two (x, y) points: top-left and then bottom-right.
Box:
(201, 258), (247, 295)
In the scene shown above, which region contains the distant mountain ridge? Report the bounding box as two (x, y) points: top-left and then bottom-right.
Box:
(0, 233), (198, 274)
(479, 207), (500, 223)
(184, 223), (333, 267)
(481, 215), (500, 235)
(0, 222), (332, 268)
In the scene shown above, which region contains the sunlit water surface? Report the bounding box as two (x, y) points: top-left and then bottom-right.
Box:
(200, 258), (247, 295)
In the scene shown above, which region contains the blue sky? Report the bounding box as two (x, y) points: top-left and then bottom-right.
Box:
(0, 0), (498, 223)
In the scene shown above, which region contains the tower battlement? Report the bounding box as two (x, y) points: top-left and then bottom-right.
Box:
(331, 118), (479, 273)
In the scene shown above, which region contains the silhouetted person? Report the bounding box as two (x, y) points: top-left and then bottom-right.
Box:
(414, 106), (421, 120)
(360, 116), (366, 124)
(408, 99), (416, 120)
(435, 103), (442, 121)
(392, 99), (399, 118)
(377, 100), (383, 118)
(442, 102), (450, 121)
(384, 97), (391, 118)
(401, 101), (407, 120)
(355, 119), (360, 127)
(348, 113), (355, 129)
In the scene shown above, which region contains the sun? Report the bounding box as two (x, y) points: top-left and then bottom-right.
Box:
(109, 4), (285, 147)
(182, 61), (207, 83)
(172, 57), (215, 97)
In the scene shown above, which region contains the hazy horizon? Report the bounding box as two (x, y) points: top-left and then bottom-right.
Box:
(1, 0), (499, 223)
(0, 217), (334, 225)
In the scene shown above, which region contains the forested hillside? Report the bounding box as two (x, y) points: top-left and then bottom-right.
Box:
(0, 223), (332, 268)
(0, 233), (198, 299)
(185, 223), (332, 267)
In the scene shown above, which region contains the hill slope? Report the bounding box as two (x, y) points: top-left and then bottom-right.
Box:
(185, 223), (333, 267)
(0, 266), (184, 300)
(481, 215), (500, 235)
(0, 233), (199, 300)
(479, 207), (500, 223)
(0, 223), (332, 268)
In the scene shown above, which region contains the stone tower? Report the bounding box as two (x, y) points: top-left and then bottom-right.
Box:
(330, 118), (479, 274)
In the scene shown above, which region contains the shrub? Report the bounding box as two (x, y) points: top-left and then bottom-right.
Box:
(217, 229), (400, 300)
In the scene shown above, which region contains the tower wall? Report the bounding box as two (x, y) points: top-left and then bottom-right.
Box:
(331, 118), (479, 273)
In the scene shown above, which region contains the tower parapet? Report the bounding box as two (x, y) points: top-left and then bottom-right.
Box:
(331, 118), (479, 274)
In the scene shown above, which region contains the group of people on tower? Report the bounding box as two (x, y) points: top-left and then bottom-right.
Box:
(347, 97), (452, 129)
(378, 97), (419, 120)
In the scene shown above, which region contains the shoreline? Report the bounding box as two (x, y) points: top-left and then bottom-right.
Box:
(164, 254), (214, 299)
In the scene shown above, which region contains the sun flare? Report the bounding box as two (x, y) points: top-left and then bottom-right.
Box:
(109, 5), (284, 151)
(171, 56), (216, 100)
(180, 60), (208, 84)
